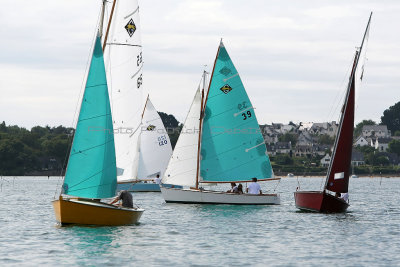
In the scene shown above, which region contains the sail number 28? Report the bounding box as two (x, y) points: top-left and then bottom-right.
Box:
(242, 111), (252, 120)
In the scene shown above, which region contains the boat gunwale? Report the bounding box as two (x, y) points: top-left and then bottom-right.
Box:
(161, 186), (279, 197)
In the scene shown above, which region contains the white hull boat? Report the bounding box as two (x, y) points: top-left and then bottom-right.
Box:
(161, 187), (280, 205)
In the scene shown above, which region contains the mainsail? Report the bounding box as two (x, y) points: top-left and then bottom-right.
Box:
(325, 13), (372, 193)
(63, 36), (116, 199)
(137, 97), (173, 179)
(200, 41), (273, 182)
(102, 0), (145, 182)
(163, 88), (203, 187)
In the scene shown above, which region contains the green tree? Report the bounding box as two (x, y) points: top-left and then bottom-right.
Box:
(274, 154), (294, 165)
(381, 101), (400, 133)
(278, 133), (297, 147)
(318, 134), (335, 145)
(354, 120), (376, 138)
(388, 139), (400, 156)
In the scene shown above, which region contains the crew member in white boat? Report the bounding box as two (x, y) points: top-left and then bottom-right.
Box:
(227, 182), (238, 193)
(154, 174), (161, 184)
(110, 190), (134, 208)
(246, 178), (262, 195)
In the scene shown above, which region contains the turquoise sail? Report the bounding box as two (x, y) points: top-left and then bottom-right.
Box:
(62, 36), (117, 199)
(200, 42), (273, 182)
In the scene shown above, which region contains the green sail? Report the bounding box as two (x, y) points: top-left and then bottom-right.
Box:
(200, 42), (273, 182)
(62, 36), (117, 199)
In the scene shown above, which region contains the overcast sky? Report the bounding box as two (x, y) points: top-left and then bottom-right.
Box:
(0, 0), (399, 129)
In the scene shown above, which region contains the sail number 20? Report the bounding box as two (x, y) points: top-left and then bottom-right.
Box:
(158, 135), (168, 146)
(242, 111), (252, 120)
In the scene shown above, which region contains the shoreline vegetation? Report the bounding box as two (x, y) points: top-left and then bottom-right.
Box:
(1, 101), (400, 176)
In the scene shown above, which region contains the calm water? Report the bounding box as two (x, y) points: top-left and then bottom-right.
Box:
(0, 176), (399, 266)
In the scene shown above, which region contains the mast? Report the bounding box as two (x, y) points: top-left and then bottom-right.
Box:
(194, 41), (221, 188)
(324, 13), (372, 190)
(102, 0), (117, 52)
(195, 71), (206, 189)
(99, 0), (106, 37)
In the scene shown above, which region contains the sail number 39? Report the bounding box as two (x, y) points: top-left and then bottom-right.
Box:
(242, 111), (252, 120)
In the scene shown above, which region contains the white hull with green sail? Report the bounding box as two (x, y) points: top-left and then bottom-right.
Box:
(161, 41), (280, 205)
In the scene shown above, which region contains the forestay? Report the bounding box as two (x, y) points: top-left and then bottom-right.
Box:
(102, 0), (145, 182)
(200, 41), (273, 182)
(63, 37), (117, 199)
(138, 97), (173, 179)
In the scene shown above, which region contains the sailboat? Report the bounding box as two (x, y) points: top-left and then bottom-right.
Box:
(161, 41), (280, 205)
(101, 0), (174, 192)
(117, 96), (177, 192)
(52, 35), (144, 226)
(294, 13), (372, 213)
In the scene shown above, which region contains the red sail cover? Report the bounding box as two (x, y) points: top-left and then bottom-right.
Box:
(326, 76), (355, 193)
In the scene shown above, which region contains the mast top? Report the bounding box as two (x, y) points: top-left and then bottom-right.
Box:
(219, 38), (225, 47)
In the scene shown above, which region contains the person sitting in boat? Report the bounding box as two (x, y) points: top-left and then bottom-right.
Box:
(227, 182), (237, 193)
(110, 190), (133, 208)
(154, 174), (161, 184)
(237, 184), (244, 194)
(246, 178), (262, 195)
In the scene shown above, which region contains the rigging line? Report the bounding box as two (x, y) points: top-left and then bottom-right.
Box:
(124, 6), (139, 19)
(326, 55), (355, 121)
(55, 5), (103, 199)
(245, 142), (265, 152)
(223, 73), (239, 82)
(129, 123), (142, 137)
(131, 64), (143, 79)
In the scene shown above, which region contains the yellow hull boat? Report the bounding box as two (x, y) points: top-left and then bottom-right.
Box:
(52, 196), (144, 226)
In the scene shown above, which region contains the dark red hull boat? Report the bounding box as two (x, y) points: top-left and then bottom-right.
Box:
(294, 191), (349, 213)
(294, 13), (372, 213)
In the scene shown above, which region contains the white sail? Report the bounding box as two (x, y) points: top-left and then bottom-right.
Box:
(137, 97), (173, 179)
(162, 88), (202, 187)
(102, 0), (145, 182)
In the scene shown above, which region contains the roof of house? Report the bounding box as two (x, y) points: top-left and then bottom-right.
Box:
(362, 125), (388, 132)
(376, 137), (392, 144)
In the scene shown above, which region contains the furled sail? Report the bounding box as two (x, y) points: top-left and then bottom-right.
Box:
(102, 0), (145, 182)
(163, 88), (202, 187)
(200, 41), (273, 182)
(63, 36), (116, 199)
(137, 97), (173, 179)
